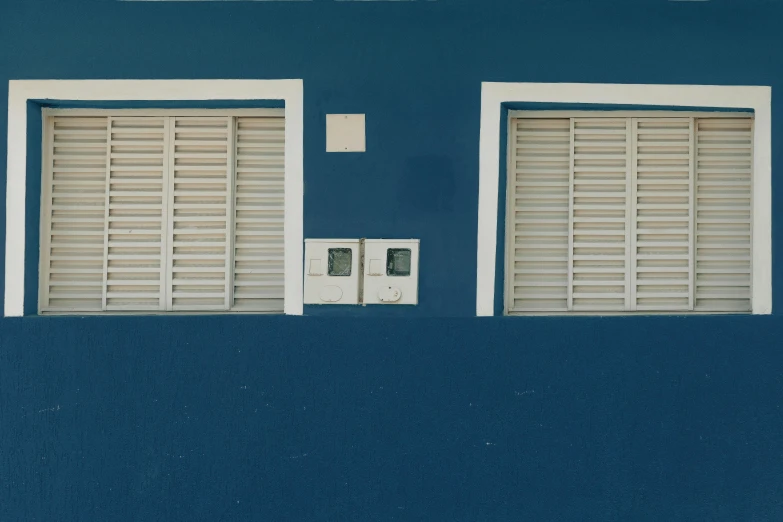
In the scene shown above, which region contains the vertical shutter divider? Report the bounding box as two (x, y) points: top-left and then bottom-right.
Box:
(101, 116), (112, 311)
(688, 117), (696, 310)
(164, 116), (174, 311)
(627, 118), (637, 311)
(567, 118), (575, 311)
(226, 116), (236, 311)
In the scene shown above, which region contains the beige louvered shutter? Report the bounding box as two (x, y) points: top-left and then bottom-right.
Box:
(570, 118), (630, 311)
(104, 117), (168, 311)
(631, 118), (693, 311)
(167, 117), (232, 311)
(506, 118), (570, 312)
(231, 116), (286, 312)
(40, 117), (109, 312)
(694, 118), (752, 312)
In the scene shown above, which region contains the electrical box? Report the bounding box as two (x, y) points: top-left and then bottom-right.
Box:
(304, 239), (361, 305)
(362, 239), (420, 305)
(326, 114), (366, 152)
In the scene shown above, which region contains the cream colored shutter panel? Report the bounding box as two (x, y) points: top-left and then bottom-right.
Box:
(40, 117), (109, 312)
(231, 117), (286, 312)
(571, 118), (629, 311)
(167, 117), (232, 311)
(694, 118), (752, 312)
(104, 117), (168, 311)
(631, 118), (693, 311)
(506, 118), (570, 312)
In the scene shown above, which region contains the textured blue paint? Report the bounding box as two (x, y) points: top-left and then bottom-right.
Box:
(2, 316), (783, 521)
(1, 0), (783, 519)
(3, 0), (782, 316)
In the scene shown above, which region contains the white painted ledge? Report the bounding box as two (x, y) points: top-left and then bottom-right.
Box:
(4, 79), (304, 317)
(476, 82), (772, 316)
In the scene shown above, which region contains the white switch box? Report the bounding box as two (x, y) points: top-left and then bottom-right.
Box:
(304, 239), (361, 305)
(362, 239), (419, 305)
(326, 114), (366, 152)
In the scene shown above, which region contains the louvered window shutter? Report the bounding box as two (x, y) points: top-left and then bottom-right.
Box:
(167, 117), (232, 311)
(41, 111), (286, 315)
(694, 118), (753, 312)
(506, 118), (570, 312)
(40, 117), (109, 312)
(231, 116), (286, 312)
(571, 118), (630, 311)
(507, 113), (753, 315)
(631, 118), (693, 311)
(105, 116), (168, 311)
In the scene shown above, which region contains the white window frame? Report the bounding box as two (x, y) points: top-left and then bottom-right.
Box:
(4, 79), (304, 317)
(476, 82), (772, 316)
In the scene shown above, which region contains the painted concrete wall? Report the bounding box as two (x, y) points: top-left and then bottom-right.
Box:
(3, 316), (783, 521)
(2, 0), (783, 520)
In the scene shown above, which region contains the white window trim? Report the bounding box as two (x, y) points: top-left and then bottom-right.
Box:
(477, 82), (772, 316)
(4, 79), (304, 317)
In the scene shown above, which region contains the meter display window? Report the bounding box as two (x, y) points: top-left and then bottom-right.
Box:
(328, 248), (352, 276)
(386, 248), (411, 276)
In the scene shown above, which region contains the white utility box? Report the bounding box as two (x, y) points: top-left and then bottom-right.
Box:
(362, 239), (420, 305)
(304, 239), (361, 305)
(326, 114), (366, 152)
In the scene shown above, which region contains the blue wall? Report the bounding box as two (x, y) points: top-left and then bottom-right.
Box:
(2, 0), (783, 520)
(3, 316), (783, 521)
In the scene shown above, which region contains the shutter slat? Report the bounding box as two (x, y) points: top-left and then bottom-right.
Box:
(103, 117), (167, 311)
(231, 116), (286, 313)
(506, 118), (570, 312)
(695, 118), (753, 312)
(40, 116), (109, 312)
(167, 117), (231, 311)
(631, 118), (693, 311)
(571, 118), (630, 311)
